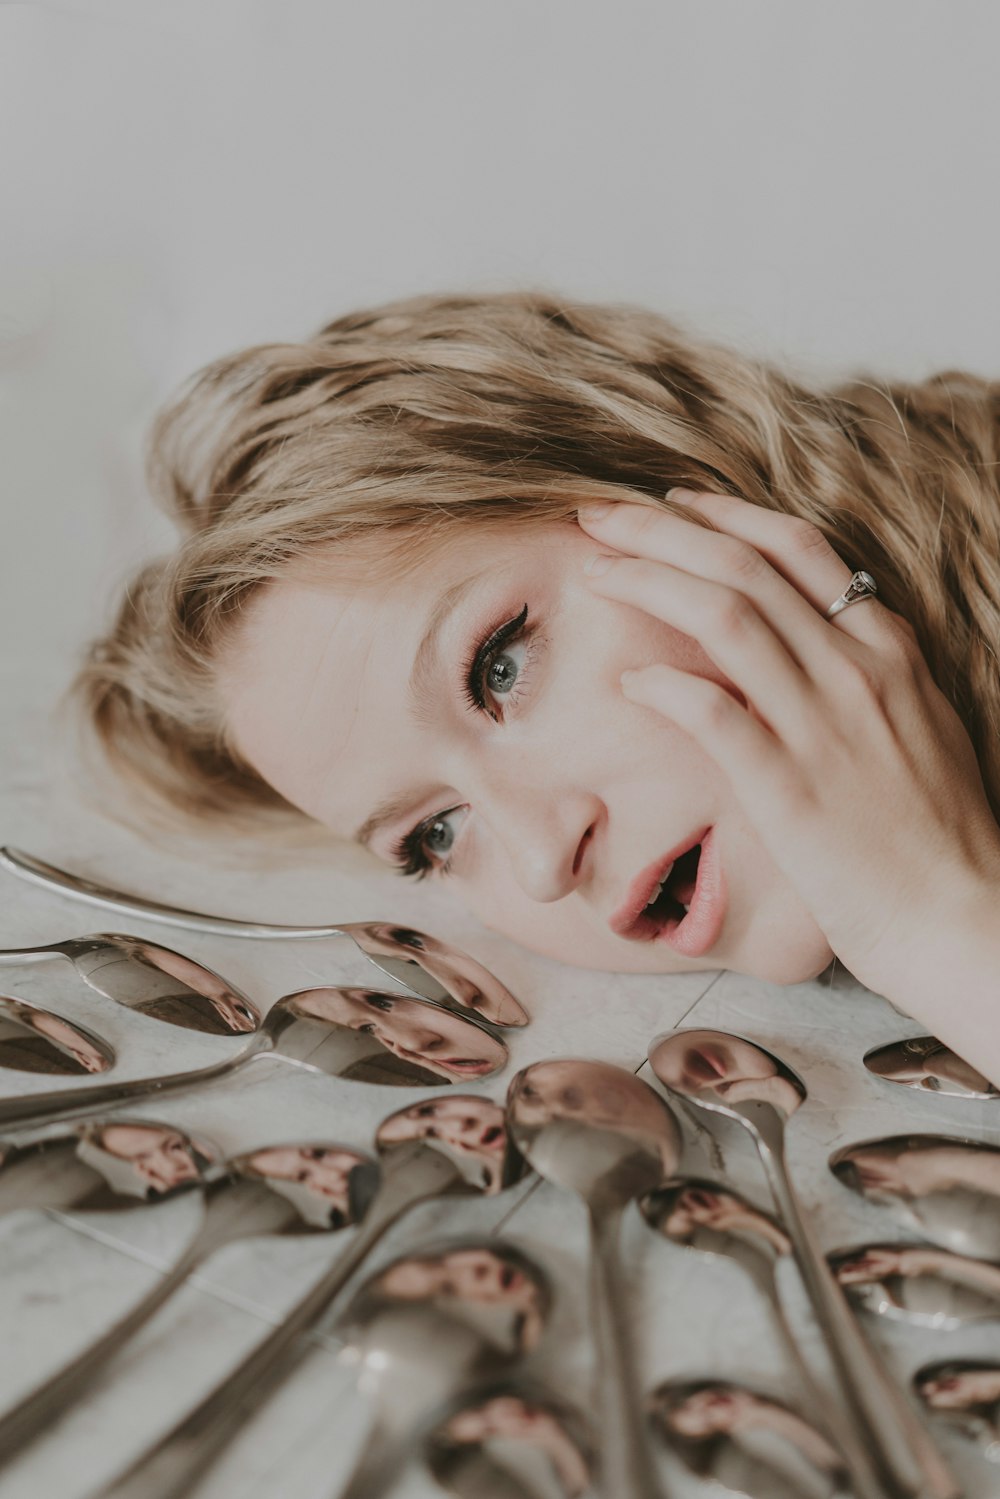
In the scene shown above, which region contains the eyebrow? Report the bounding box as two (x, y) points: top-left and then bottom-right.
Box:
(352, 565), (493, 850)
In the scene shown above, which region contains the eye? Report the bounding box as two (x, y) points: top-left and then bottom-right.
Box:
(358, 1022), (377, 1036)
(363, 993), (394, 1013)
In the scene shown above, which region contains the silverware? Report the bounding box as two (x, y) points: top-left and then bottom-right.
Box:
(864, 1037), (998, 1100)
(914, 1360), (1000, 1464)
(0, 1121), (375, 1465)
(0, 982), (510, 1129)
(830, 1241), (1000, 1326)
(0, 847), (529, 1027)
(640, 1177), (879, 1499)
(648, 1027), (960, 1499)
(425, 1382), (594, 1498)
(0, 933), (259, 1035)
(93, 1098), (530, 1499)
(0, 993), (115, 1076)
(506, 1058), (678, 1499)
(830, 1133), (1000, 1257)
(648, 1377), (849, 1499)
(333, 1238), (552, 1499)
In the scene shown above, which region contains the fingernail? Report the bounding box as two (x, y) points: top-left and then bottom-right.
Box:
(583, 552), (615, 577)
(665, 487), (696, 503)
(577, 502), (613, 521)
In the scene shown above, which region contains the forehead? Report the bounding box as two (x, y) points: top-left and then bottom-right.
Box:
(215, 518), (561, 834)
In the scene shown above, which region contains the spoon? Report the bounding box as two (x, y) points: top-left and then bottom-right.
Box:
(0, 982), (510, 1129)
(93, 1097), (530, 1499)
(0, 1122), (379, 1465)
(914, 1359), (1000, 1463)
(640, 1178), (879, 1499)
(0, 847), (529, 1027)
(864, 1037), (998, 1100)
(0, 932), (259, 1036)
(0, 993), (115, 1075)
(333, 1237), (552, 1499)
(648, 1027), (959, 1499)
(426, 1383), (594, 1499)
(647, 1377), (849, 1499)
(830, 1241), (1000, 1326)
(506, 1058), (679, 1499)
(830, 1133), (1000, 1257)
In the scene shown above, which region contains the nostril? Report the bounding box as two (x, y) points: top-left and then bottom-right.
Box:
(572, 824), (595, 878)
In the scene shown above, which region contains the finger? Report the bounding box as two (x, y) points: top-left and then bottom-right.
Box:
(664, 489), (890, 646)
(577, 499), (858, 681)
(620, 661), (809, 843)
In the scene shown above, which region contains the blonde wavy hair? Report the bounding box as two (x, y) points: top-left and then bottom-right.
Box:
(74, 288), (1000, 848)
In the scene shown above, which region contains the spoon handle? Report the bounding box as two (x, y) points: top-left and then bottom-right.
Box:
(93, 1147), (467, 1499)
(0, 1178), (294, 1466)
(588, 1203), (667, 1499)
(755, 1123), (959, 1499)
(0, 847), (344, 941)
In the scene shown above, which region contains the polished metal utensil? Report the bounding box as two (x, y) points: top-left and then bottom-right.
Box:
(0, 933), (259, 1035)
(0, 993), (115, 1075)
(0, 982), (510, 1129)
(830, 1241), (1000, 1326)
(0, 1123), (377, 1465)
(830, 1133), (1000, 1257)
(93, 1101), (530, 1499)
(648, 1027), (959, 1499)
(641, 1178), (879, 1499)
(334, 1238), (552, 1499)
(864, 1036), (998, 1100)
(507, 1058), (679, 1499)
(914, 1359), (1000, 1464)
(647, 1377), (848, 1499)
(425, 1382), (594, 1499)
(0, 847), (528, 1026)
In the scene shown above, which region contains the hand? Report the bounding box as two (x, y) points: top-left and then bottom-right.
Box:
(576, 491), (1000, 999)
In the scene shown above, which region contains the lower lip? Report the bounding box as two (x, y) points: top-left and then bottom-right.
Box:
(444, 1059), (494, 1076)
(654, 825), (727, 959)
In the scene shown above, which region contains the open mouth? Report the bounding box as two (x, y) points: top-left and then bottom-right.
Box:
(623, 839), (704, 940)
(479, 1124), (505, 1149)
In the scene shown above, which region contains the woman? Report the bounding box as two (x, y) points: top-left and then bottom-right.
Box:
(74, 291), (1000, 1084)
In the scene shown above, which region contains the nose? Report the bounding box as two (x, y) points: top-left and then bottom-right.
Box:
(463, 762), (601, 903)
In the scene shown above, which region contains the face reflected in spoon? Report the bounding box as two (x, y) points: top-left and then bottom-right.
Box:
(376, 1096), (525, 1194)
(372, 1244), (549, 1353)
(346, 924), (529, 1028)
(72, 1116), (219, 1200)
(643, 1178), (793, 1258)
(648, 1029), (805, 1118)
(286, 987), (508, 1084)
(648, 1378), (845, 1479)
(0, 996), (114, 1076)
(231, 1142), (378, 1230)
(831, 1242), (1000, 1326)
(864, 1036), (998, 1099)
(915, 1361), (1000, 1433)
(428, 1390), (593, 1498)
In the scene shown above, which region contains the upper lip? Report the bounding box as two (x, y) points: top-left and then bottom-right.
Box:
(609, 827), (710, 937)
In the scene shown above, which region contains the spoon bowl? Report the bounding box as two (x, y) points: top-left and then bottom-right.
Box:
(914, 1360), (1000, 1463)
(0, 995), (115, 1075)
(426, 1383), (594, 1499)
(0, 934), (259, 1035)
(830, 1241), (1000, 1327)
(864, 1037), (998, 1100)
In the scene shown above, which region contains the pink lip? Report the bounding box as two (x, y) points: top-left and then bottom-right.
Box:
(610, 826), (712, 939)
(657, 825), (727, 959)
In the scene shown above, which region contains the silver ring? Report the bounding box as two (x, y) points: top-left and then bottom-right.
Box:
(826, 570), (878, 619)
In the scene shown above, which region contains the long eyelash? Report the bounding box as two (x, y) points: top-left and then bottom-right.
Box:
(389, 604), (532, 881)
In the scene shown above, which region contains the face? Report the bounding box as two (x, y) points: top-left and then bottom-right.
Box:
(921, 1370), (1000, 1409)
(244, 1145), (359, 1203)
(378, 1096), (506, 1154)
(217, 519), (833, 982)
(291, 987), (503, 1080)
(98, 1124), (200, 1192)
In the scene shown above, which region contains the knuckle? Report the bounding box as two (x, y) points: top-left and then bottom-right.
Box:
(834, 650), (886, 706)
(714, 592), (756, 638)
(721, 538), (766, 582)
(784, 516), (833, 558)
(690, 681), (733, 734)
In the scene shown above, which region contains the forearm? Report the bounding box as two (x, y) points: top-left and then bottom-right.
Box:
(875, 883), (1000, 1090)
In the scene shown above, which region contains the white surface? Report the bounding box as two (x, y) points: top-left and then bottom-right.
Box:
(2, 5), (999, 1496)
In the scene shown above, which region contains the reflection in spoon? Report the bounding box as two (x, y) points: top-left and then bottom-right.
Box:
(830, 1242), (1000, 1326)
(376, 1094), (527, 1195)
(336, 1239), (552, 1499)
(98, 1112), (527, 1499)
(0, 934), (258, 1035)
(830, 1133), (1000, 1258)
(0, 848), (529, 1027)
(427, 1385), (594, 1499)
(0, 984), (509, 1130)
(864, 1036), (998, 1100)
(648, 1378), (847, 1499)
(649, 1028), (959, 1499)
(914, 1360), (1000, 1464)
(0, 995), (114, 1076)
(508, 1058), (679, 1499)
